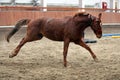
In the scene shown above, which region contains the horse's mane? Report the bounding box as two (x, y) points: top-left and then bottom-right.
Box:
(74, 12), (89, 17)
(73, 12), (96, 21)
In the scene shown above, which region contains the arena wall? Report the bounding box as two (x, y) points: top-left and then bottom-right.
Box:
(0, 6), (120, 26)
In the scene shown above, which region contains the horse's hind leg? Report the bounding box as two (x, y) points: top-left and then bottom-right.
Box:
(9, 33), (43, 58)
(9, 37), (27, 58)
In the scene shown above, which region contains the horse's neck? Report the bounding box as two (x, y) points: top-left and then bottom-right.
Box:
(77, 23), (90, 32)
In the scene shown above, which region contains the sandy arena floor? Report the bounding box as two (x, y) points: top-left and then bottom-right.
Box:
(0, 27), (120, 80)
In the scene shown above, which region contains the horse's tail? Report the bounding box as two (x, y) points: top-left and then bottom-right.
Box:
(6, 19), (31, 42)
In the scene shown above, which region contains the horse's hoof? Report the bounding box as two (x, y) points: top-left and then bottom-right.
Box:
(94, 58), (99, 62)
(64, 64), (67, 67)
(64, 63), (67, 67)
(9, 54), (15, 58)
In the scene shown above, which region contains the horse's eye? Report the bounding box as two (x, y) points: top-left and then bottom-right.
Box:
(97, 21), (100, 25)
(95, 21), (99, 25)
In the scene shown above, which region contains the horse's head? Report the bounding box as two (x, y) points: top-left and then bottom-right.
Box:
(89, 13), (102, 38)
(73, 12), (102, 38)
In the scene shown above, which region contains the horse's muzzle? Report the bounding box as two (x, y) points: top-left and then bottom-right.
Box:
(97, 35), (102, 38)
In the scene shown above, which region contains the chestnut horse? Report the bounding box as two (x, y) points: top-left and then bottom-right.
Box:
(6, 12), (102, 67)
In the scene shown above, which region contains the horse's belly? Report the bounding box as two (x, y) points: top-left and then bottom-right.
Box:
(43, 31), (64, 41)
(45, 34), (64, 41)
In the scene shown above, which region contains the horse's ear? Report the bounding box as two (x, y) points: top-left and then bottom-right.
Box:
(98, 13), (102, 19)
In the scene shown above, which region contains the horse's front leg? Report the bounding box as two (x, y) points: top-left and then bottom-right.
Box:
(63, 38), (70, 67)
(79, 40), (98, 62)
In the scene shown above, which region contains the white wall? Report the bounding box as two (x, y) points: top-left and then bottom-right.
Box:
(0, 0), (11, 3)
(0, 0), (120, 9)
